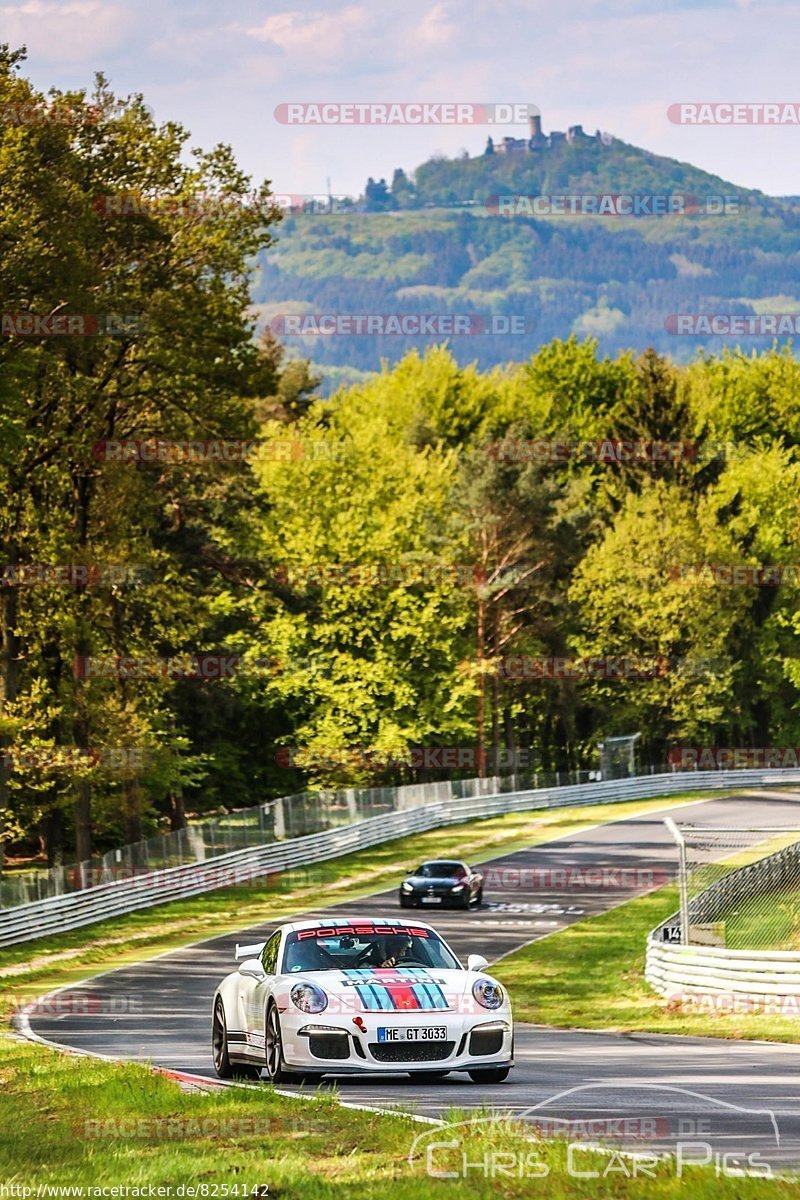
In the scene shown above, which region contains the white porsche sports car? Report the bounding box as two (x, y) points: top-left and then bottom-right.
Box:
(212, 916), (513, 1083)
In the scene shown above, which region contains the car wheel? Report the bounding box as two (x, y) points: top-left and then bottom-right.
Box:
(410, 1071), (450, 1081)
(459, 891), (471, 910)
(468, 1066), (510, 1083)
(265, 1002), (302, 1084)
(212, 998), (261, 1081)
(474, 887), (483, 908)
(399, 893), (412, 908)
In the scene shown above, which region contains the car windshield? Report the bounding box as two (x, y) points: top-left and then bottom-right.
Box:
(282, 925), (462, 973)
(415, 861), (464, 878)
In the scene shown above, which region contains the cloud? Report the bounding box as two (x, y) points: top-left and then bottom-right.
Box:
(0, 0), (132, 62)
(241, 5), (372, 56)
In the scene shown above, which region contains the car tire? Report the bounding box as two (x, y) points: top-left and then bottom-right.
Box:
(410, 1071), (450, 1081)
(472, 887), (483, 908)
(399, 893), (413, 908)
(468, 1066), (510, 1084)
(212, 998), (261, 1081)
(459, 891), (471, 910)
(264, 1002), (303, 1084)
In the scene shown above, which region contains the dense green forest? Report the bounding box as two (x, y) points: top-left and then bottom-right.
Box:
(253, 137), (800, 383)
(2, 52), (800, 868)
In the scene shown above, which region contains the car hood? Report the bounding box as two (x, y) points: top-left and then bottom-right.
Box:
(405, 875), (461, 887)
(286, 967), (471, 1012)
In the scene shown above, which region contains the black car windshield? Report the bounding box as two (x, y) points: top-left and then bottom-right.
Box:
(282, 925), (462, 973)
(414, 861), (465, 878)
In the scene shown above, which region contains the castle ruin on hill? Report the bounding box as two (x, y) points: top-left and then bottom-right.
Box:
(487, 111), (613, 155)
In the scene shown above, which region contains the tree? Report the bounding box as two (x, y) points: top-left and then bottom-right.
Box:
(0, 53), (282, 865)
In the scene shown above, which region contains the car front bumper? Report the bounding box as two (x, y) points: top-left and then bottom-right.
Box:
(281, 1013), (513, 1075)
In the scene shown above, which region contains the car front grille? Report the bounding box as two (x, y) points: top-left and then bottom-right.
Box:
(469, 1028), (504, 1056)
(368, 1041), (454, 1063)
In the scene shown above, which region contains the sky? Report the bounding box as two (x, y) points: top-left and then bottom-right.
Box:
(4, 0), (800, 198)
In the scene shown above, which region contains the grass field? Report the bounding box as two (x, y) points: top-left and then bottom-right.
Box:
(1, 1035), (796, 1195)
(721, 888), (800, 951)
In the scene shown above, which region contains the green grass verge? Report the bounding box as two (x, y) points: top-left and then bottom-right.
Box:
(0, 1036), (795, 1194)
(723, 889), (800, 950)
(493, 883), (800, 1042)
(0, 791), (715, 1011)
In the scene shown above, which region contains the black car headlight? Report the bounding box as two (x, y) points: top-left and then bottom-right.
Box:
(291, 982), (328, 1013)
(472, 978), (504, 1010)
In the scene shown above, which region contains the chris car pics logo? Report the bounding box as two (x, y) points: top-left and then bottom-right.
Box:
(408, 1084), (778, 1181)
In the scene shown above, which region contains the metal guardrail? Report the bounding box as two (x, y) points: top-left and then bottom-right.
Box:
(2, 769), (608, 908)
(4, 766), (800, 948)
(646, 930), (800, 998)
(647, 799), (800, 1000)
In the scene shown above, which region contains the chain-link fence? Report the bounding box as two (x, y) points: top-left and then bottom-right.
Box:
(666, 821), (800, 950)
(2, 765), (616, 908)
(10, 753), (776, 911)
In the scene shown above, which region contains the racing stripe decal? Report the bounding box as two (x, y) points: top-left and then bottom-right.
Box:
(342, 968), (448, 1011)
(412, 981), (449, 1010)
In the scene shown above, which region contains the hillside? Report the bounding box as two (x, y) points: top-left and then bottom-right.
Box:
(251, 135), (800, 389)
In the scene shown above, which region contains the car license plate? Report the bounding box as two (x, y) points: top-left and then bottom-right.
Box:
(421, 896), (442, 903)
(377, 1026), (447, 1042)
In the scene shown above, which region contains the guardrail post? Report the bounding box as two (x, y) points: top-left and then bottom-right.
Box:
(664, 817), (690, 944)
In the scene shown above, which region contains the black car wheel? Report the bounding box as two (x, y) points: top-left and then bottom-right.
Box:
(468, 1066), (510, 1083)
(212, 998), (261, 1081)
(265, 1002), (305, 1084)
(399, 892), (413, 908)
(473, 887), (483, 907)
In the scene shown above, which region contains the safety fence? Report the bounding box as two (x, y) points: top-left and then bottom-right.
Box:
(647, 814), (800, 1003)
(2, 769), (606, 909)
(3, 766), (800, 947)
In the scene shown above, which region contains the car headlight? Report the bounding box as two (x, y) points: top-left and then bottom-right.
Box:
(290, 982), (328, 1013)
(472, 978), (504, 1010)
(401, 881), (414, 892)
(450, 884), (465, 892)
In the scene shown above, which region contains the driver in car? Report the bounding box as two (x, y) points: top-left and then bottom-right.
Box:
(376, 934), (413, 969)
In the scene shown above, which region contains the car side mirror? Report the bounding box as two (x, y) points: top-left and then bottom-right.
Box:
(238, 958), (267, 980)
(467, 954), (489, 972)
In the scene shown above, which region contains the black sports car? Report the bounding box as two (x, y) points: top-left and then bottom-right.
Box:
(399, 859), (484, 909)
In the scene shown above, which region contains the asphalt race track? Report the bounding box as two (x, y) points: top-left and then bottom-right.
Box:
(24, 792), (800, 1170)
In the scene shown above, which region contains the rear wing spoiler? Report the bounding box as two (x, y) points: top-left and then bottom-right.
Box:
(235, 941), (266, 960)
